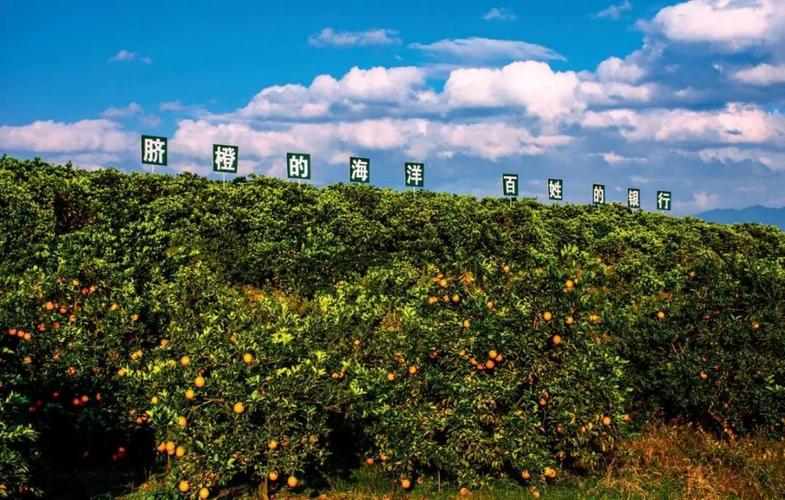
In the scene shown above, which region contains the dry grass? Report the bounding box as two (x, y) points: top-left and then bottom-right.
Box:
(601, 423), (785, 499)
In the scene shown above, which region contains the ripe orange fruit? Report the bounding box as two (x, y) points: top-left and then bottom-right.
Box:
(44, 301), (55, 311)
(521, 470), (531, 481)
(689, 271), (696, 278)
(657, 311), (666, 320)
(622, 414), (631, 423)
(23, 332), (32, 341)
(160, 339), (169, 347)
(503, 264), (511, 273)
(199, 487), (210, 499)
(602, 416), (612, 426)
(366, 457), (375, 465)
(185, 389), (195, 400)
(268, 439), (278, 450)
(700, 371), (708, 380)
(544, 467), (556, 479)
(552, 335), (562, 346)
(59, 306), (68, 315)
(166, 441), (176, 453)
(565, 279), (574, 290)
(428, 296), (439, 305)
(178, 480), (189, 492)
(462, 319), (471, 329)
(539, 398), (548, 407)
(752, 322), (761, 330)
(156, 443), (166, 453)
(71, 279), (80, 287)
(543, 311), (553, 322)
(194, 376), (205, 388)
(439, 278), (448, 288)
(175, 446), (185, 457)
(287, 476), (298, 488)
(408, 365), (418, 375)
(451, 294), (460, 303)
(353, 339), (361, 347)
(565, 316), (574, 326)
(233, 402), (245, 414)
(400, 478), (411, 489)
(130, 314), (139, 322)
(268, 471), (279, 481)
(486, 301), (494, 310)
(533, 489), (541, 498)
(387, 372), (396, 381)
(485, 359), (495, 370)
(150, 395), (159, 404)
(177, 416), (187, 427)
(488, 350), (498, 360)
(495, 353), (504, 362)
(180, 355), (190, 366)
(22, 355), (32, 364)
(459, 487), (470, 496)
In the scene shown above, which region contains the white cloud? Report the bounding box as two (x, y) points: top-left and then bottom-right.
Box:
(410, 37), (565, 63)
(482, 7), (517, 21)
(644, 0), (785, 52)
(596, 56), (645, 83)
(698, 146), (785, 170)
(443, 61), (585, 122)
(308, 28), (401, 47)
(101, 102), (143, 119)
(237, 66), (429, 119)
(0, 119), (134, 153)
(584, 104), (784, 144)
(679, 191), (720, 211)
(109, 49), (152, 64)
(595, 1), (632, 20)
(597, 151), (645, 165)
(734, 63), (785, 85)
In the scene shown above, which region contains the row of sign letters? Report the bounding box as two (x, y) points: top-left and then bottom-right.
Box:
(141, 135), (672, 210)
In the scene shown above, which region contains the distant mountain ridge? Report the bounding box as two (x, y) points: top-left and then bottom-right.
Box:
(696, 205), (785, 230)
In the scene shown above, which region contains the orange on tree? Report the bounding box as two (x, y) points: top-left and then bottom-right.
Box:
(485, 359), (495, 370)
(552, 335), (562, 346)
(287, 476), (299, 488)
(268, 439), (278, 450)
(44, 301), (55, 311)
(439, 278), (448, 288)
(565, 279), (574, 290)
(602, 416), (612, 426)
(185, 389), (196, 400)
(400, 478), (411, 489)
(503, 264), (511, 273)
(488, 349), (498, 360)
(160, 338), (169, 347)
(353, 339), (361, 346)
(462, 319), (471, 329)
(544, 467), (557, 479)
(366, 457), (375, 465)
(175, 446), (186, 457)
(199, 488), (210, 499)
(233, 402), (245, 414)
(495, 353), (504, 362)
(408, 365), (418, 375)
(700, 371), (709, 380)
(177, 416), (187, 427)
(130, 313), (139, 322)
(166, 441), (176, 453)
(543, 311), (553, 322)
(268, 471), (278, 481)
(623, 414), (631, 423)
(387, 372), (396, 381)
(178, 480), (189, 493)
(451, 294), (460, 303)
(486, 301), (494, 310)
(565, 316), (574, 326)
(657, 311), (666, 320)
(243, 353), (254, 364)
(156, 443), (166, 453)
(180, 355), (190, 366)
(194, 376), (206, 388)
(521, 470), (531, 481)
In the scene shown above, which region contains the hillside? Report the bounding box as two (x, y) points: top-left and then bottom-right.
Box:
(2, 157), (785, 498)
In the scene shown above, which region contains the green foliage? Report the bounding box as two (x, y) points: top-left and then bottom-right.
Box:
(0, 157), (784, 496)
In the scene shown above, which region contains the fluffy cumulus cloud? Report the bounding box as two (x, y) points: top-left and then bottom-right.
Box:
(734, 63), (785, 85)
(0, 119), (134, 153)
(443, 61), (585, 122)
(644, 0), (785, 51)
(308, 28), (401, 47)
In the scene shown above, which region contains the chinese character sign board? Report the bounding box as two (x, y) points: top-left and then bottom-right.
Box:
(548, 179), (563, 201)
(657, 191), (672, 211)
(627, 188), (641, 209)
(592, 184), (606, 205)
(349, 157), (370, 183)
(213, 144), (238, 173)
(502, 174), (518, 197)
(405, 162), (425, 188)
(141, 135), (167, 166)
(287, 153), (311, 179)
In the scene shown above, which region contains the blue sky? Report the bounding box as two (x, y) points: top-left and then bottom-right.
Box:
(1, 0), (784, 213)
